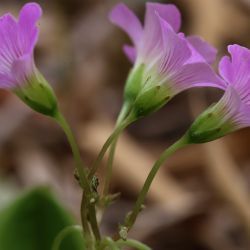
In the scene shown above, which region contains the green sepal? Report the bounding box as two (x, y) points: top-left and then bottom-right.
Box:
(187, 104), (234, 143)
(124, 64), (145, 104)
(131, 84), (171, 119)
(14, 70), (58, 117)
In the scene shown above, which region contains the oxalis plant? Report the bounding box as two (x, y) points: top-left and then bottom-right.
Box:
(0, 2), (249, 250)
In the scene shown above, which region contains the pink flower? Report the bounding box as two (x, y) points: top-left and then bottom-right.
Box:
(188, 45), (250, 143)
(0, 3), (58, 116)
(0, 3), (41, 89)
(109, 3), (224, 118)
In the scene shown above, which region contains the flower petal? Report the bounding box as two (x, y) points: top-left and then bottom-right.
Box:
(145, 3), (181, 33)
(168, 62), (226, 94)
(0, 14), (20, 65)
(156, 16), (191, 77)
(186, 35), (217, 64)
(123, 45), (136, 63)
(216, 85), (250, 128)
(218, 55), (232, 84)
(109, 3), (142, 47)
(228, 45), (250, 84)
(140, 3), (180, 59)
(11, 54), (34, 87)
(18, 3), (42, 54)
(0, 73), (15, 89)
(219, 45), (250, 97)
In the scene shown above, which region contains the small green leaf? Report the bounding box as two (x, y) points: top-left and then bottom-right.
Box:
(0, 187), (85, 250)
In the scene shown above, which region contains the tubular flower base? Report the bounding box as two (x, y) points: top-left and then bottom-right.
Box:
(188, 45), (250, 143)
(109, 3), (224, 119)
(0, 3), (58, 116)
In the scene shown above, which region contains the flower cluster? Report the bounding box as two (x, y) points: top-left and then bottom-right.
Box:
(0, 1), (248, 144)
(110, 3), (250, 143)
(0, 2), (249, 248)
(109, 3), (225, 119)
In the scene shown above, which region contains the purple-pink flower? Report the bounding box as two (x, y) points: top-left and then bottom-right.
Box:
(109, 3), (224, 117)
(0, 3), (58, 116)
(188, 44), (250, 143)
(0, 3), (41, 89)
(217, 45), (250, 129)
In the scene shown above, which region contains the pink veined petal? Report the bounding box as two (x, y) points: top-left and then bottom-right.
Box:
(109, 3), (142, 47)
(216, 86), (240, 121)
(11, 54), (34, 87)
(219, 45), (250, 99)
(0, 14), (20, 65)
(228, 44), (250, 85)
(141, 3), (181, 60)
(168, 62), (226, 94)
(186, 35), (217, 64)
(216, 86), (250, 129)
(145, 3), (181, 33)
(0, 73), (15, 89)
(237, 103), (250, 127)
(123, 45), (136, 63)
(18, 2), (42, 54)
(218, 55), (232, 84)
(156, 16), (191, 77)
(0, 3), (42, 90)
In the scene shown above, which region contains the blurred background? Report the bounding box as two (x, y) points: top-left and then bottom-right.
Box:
(0, 0), (249, 249)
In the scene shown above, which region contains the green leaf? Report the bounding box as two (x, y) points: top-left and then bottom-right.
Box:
(0, 187), (85, 250)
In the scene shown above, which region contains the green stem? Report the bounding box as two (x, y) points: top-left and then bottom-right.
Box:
(52, 225), (83, 250)
(124, 135), (189, 231)
(88, 203), (101, 241)
(88, 113), (134, 179)
(103, 103), (131, 197)
(54, 111), (89, 192)
(117, 239), (152, 250)
(54, 111), (100, 242)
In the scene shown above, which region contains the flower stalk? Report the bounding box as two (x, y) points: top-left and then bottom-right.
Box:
(54, 111), (100, 243)
(102, 102), (132, 198)
(123, 135), (189, 232)
(88, 111), (135, 179)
